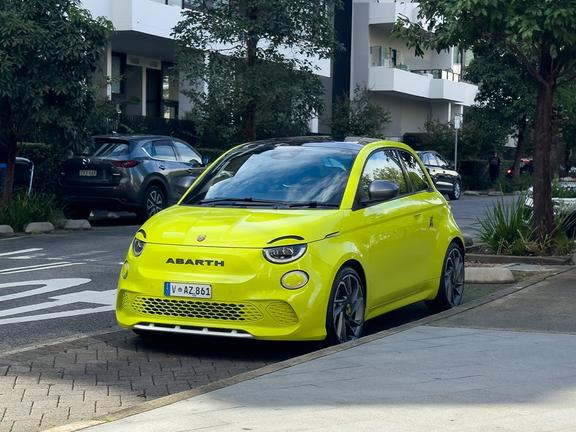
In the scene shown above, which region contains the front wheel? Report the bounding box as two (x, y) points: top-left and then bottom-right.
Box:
(326, 267), (366, 344)
(427, 242), (465, 312)
(448, 180), (462, 200)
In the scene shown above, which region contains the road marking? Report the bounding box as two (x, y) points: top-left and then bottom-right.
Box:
(0, 290), (115, 318)
(0, 279), (116, 325)
(0, 262), (71, 273)
(0, 279), (92, 301)
(0, 248), (43, 257)
(0, 305), (115, 325)
(0, 263), (85, 275)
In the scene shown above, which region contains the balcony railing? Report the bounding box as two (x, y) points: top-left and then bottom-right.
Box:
(149, 0), (193, 8)
(410, 69), (461, 82)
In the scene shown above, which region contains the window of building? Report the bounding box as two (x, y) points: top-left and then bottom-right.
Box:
(111, 53), (124, 95)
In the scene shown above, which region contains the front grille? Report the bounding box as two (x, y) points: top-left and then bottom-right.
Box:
(266, 301), (299, 326)
(131, 296), (263, 322)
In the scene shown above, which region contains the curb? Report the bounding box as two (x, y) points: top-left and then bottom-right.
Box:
(467, 253), (574, 266)
(0, 225), (14, 236)
(465, 266), (514, 284)
(45, 267), (575, 432)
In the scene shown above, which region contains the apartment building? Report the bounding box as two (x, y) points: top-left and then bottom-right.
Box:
(81, 0), (332, 133)
(351, 0), (478, 140)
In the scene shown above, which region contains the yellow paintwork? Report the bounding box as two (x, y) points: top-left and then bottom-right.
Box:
(116, 141), (464, 340)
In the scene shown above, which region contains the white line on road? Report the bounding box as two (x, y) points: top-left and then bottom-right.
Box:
(0, 263), (85, 275)
(0, 305), (115, 326)
(0, 279), (92, 301)
(0, 262), (71, 273)
(0, 248), (43, 257)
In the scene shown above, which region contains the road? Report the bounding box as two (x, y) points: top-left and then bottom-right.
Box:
(0, 194), (516, 353)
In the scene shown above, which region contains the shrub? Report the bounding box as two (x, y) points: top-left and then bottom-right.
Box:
(0, 193), (61, 232)
(19, 142), (68, 195)
(476, 195), (575, 256)
(552, 180), (576, 198)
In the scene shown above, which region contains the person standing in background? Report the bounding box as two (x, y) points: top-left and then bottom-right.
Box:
(489, 152), (501, 183)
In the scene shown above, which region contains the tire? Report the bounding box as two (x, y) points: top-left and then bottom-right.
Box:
(140, 185), (166, 221)
(427, 242), (465, 312)
(325, 266), (366, 344)
(448, 180), (462, 200)
(63, 204), (91, 220)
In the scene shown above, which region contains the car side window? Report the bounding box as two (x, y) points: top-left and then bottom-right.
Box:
(152, 140), (177, 161)
(174, 140), (201, 164)
(358, 150), (409, 203)
(397, 150), (431, 193)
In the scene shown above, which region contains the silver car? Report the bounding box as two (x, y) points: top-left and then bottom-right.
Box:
(59, 135), (207, 220)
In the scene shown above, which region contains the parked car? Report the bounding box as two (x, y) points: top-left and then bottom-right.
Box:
(0, 157), (34, 195)
(526, 180), (576, 236)
(117, 137), (465, 344)
(417, 151), (462, 200)
(59, 135), (207, 220)
(506, 158), (533, 178)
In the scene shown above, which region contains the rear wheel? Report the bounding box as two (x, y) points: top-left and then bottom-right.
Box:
(63, 204), (91, 220)
(427, 242), (465, 312)
(326, 267), (366, 344)
(448, 180), (462, 200)
(140, 185), (166, 221)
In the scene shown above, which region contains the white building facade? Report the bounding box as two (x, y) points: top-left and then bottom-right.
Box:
(351, 0), (478, 140)
(81, 0), (332, 133)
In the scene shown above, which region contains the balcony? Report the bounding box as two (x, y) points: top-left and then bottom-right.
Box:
(368, 66), (477, 105)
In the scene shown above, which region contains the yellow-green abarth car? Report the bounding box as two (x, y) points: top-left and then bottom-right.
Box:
(117, 137), (465, 343)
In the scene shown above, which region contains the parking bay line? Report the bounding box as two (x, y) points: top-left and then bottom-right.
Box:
(0, 248), (43, 257)
(0, 262), (85, 275)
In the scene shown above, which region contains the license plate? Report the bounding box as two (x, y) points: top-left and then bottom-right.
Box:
(164, 282), (212, 299)
(79, 169), (97, 177)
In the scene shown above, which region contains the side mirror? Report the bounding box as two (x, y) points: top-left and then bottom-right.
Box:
(202, 155), (212, 166)
(366, 180), (399, 203)
(188, 159), (202, 167)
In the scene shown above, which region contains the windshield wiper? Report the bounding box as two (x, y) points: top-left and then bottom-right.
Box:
(287, 201), (339, 208)
(195, 198), (289, 207)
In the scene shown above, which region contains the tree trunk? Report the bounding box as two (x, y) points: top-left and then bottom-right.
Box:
(511, 115), (527, 179)
(532, 67), (555, 238)
(0, 130), (18, 207)
(244, 6), (258, 142)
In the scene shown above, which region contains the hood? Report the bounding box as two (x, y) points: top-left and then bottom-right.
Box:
(142, 205), (343, 248)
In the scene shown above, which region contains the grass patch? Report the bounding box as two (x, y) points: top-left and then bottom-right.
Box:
(0, 193), (61, 232)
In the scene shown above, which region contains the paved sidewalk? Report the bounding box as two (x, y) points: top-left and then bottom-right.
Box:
(80, 268), (576, 432)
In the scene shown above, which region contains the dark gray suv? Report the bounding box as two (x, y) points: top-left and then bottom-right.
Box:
(59, 135), (206, 220)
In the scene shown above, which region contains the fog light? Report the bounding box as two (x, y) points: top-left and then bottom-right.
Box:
(281, 271), (309, 290)
(121, 261), (130, 279)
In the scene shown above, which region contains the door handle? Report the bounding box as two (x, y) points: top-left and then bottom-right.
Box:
(159, 165), (166, 170)
(413, 213), (422, 219)
(187, 168), (195, 174)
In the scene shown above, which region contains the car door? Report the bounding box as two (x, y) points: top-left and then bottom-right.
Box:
(353, 149), (423, 309)
(150, 139), (190, 204)
(396, 149), (442, 284)
(422, 152), (446, 192)
(434, 153), (457, 192)
(173, 139), (205, 196)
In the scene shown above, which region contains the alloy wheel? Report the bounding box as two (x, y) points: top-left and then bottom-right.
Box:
(332, 272), (365, 343)
(146, 189), (165, 217)
(444, 247), (464, 306)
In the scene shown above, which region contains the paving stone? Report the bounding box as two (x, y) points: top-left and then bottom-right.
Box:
(11, 419), (41, 432)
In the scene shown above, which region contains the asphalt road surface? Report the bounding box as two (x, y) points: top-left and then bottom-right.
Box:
(0, 195), (517, 353)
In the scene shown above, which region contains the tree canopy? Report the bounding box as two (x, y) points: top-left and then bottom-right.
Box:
(395, 0), (576, 237)
(173, 0), (338, 146)
(0, 0), (111, 204)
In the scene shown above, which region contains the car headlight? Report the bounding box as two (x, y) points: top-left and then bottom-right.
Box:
(263, 244), (307, 264)
(132, 238), (146, 257)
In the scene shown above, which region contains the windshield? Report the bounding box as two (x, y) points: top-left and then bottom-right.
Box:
(182, 143), (358, 208)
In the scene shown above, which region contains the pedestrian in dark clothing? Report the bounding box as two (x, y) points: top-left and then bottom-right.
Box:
(489, 152), (501, 183)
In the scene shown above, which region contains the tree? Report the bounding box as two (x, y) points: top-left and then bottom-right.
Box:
(464, 44), (536, 178)
(173, 0), (338, 144)
(395, 0), (576, 238)
(330, 86), (391, 140)
(0, 0), (111, 205)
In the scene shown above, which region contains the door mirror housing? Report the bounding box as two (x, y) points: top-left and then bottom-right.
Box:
(188, 159), (202, 167)
(202, 155), (212, 166)
(366, 180), (399, 203)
